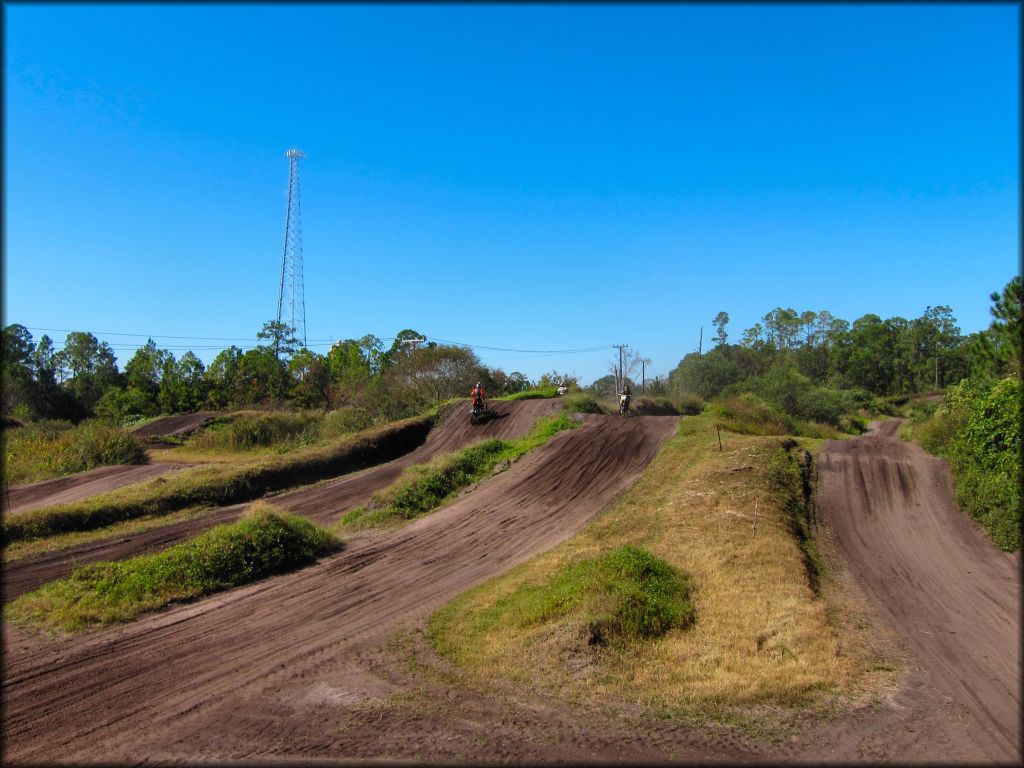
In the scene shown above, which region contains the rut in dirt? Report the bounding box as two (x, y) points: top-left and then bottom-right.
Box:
(2, 413), (678, 762)
(1, 398), (565, 602)
(816, 419), (1020, 763)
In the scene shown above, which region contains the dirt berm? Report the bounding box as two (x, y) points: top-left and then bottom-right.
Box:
(802, 419), (1021, 763)
(2, 398), (564, 601)
(2, 412), (679, 762)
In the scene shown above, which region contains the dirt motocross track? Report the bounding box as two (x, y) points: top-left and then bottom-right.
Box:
(2, 413), (1020, 764)
(1, 399), (564, 601)
(2, 410), (681, 763)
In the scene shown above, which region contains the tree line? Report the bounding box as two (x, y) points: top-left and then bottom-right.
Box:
(2, 277), (1018, 427)
(0, 322), (534, 425)
(666, 277), (1020, 410)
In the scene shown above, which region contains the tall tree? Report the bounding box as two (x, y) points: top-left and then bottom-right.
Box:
(712, 312), (730, 348)
(55, 332), (121, 413)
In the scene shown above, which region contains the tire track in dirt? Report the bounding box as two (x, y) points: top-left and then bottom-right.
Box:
(1, 399), (564, 601)
(809, 419), (1020, 763)
(1, 414), (679, 763)
(3, 463), (191, 517)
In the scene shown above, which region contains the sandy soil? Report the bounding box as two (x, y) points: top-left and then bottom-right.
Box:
(1, 399), (564, 601)
(2, 415), (1018, 764)
(129, 411), (222, 438)
(800, 419), (1021, 763)
(2, 463), (190, 518)
(2, 413), (682, 762)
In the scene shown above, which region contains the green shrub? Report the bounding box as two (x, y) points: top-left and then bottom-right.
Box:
(675, 394), (704, 416)
(445, 545), (695, 647)
(562, 393), (605, 414)
(631, 397), (680, 416)
(320, 407), (372, 437)
(7, 505), (342, 632)
(921, 377), (1021, 551)
(189, 412), (317, 451)
(712, 394), (799, 436)
(3, 420), (148, 486)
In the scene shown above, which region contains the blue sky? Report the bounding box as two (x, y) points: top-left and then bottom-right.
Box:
(3, 3), (1019, 385)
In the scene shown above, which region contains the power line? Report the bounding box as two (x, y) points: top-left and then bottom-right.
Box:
(427, 338), (612, 354)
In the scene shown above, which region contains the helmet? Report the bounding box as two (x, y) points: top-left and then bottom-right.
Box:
(476, 382), (481, 387)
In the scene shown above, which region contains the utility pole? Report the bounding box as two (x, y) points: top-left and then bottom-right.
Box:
(276, 148), (307, 349)
(697, 325), (703, 357)
(613, 343), (629, 394)
(400, 336), (427, 353)
(641, 358), (651, 393)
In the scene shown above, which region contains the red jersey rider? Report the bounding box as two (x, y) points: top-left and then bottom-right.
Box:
(471, 382), (485, 408)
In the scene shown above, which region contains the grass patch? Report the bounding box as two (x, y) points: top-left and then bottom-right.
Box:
(338, 412), (580, 530)
(433, 545), (694, 652)
(186, 411), (319, 452)
(2, 414), (434, 545)
(3, 419), (148, 486)
(6, 503), (341, 633)
(562, 393), (606, 414)
(631, 397), (681, 416)
(710, 394), (839, 440)
(427, 415), (894, 720)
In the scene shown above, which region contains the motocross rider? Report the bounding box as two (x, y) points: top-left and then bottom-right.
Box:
(471, 382), (486, 409)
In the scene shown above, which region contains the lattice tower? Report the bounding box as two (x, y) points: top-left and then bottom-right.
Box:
(276, 148), (307, 347)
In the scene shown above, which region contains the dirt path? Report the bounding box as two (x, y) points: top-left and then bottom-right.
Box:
(804, 419), (1020, 763)
(2, 463), (191, 518)
(1, 399), (565, 601)
(1, 414), (682, 763)
(129, 411), (222, 438)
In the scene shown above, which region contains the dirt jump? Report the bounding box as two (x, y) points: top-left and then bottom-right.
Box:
(2, 462), (191, 518)
(2, 413), (680, 763)
(3, 414), (1019, 764)
(129, 411), (222, 439)
(806, 419), (1020, 763)
(1, 398), (565, 601)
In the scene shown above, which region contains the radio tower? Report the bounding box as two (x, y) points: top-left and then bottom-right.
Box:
(276, 148), (307, 348)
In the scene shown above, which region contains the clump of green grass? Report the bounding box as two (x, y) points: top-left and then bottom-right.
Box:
(2, 415), (433, 544)
(562, 393), (606, 414)
(188, 412), (319, 452)
(6, 504), (342, 633)
(631, 397), (681, 416)
(3, 419), (148, 486)
(320, 407), (372, 437)
(432, 545), (694, 651)
(711, 394), (836, 439)
(339, 413), (580, 530)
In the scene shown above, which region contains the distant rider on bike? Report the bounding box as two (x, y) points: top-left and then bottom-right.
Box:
(471, 382), (486, 409)
(619, 383), (632, 414)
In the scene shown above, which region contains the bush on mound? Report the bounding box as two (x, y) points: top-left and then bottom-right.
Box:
(442, 545), (695, 648)
(7, 504), (342, 632)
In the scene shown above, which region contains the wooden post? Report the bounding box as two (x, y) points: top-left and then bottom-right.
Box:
(716, 424), (722, 451)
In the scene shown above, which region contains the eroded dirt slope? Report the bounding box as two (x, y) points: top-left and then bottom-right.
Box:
(2, 414), (679, 763)
(2, 398), (565, 601)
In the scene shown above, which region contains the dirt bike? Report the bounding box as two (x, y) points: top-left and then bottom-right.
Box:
(470, 399), (488, 425)
(618, 393), (631, 415)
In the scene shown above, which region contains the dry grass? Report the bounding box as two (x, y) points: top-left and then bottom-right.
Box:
(429, 415), (898, 723)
